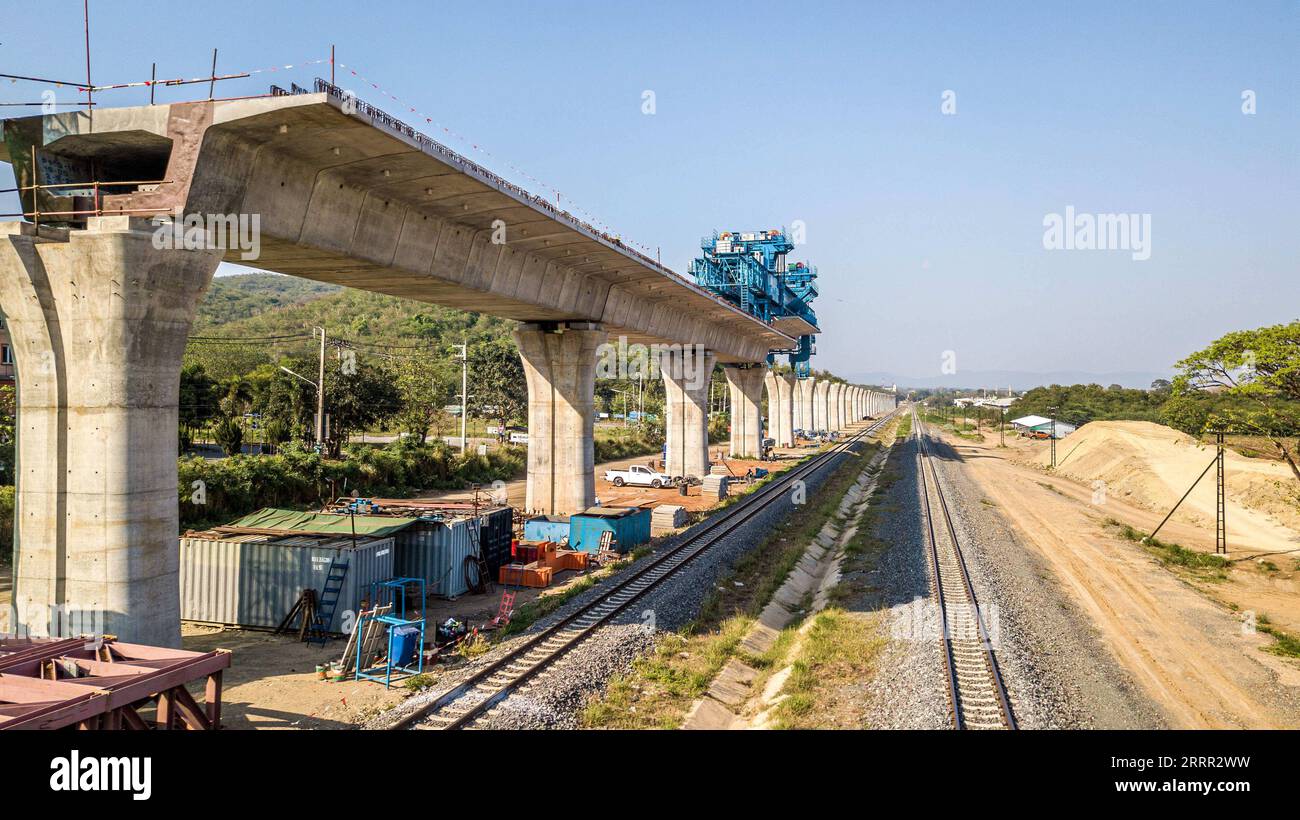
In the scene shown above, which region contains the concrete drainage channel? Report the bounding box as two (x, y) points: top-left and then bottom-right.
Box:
(373, 416), (895, 730)
(681, 441), (894, 729)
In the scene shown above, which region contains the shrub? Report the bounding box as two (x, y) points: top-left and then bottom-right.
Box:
(212, 416), (244, 457)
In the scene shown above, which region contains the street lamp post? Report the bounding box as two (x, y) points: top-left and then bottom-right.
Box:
(279, 364), (320, 448)
(454, 342), (469, 455)
(314, 326), (325, 452)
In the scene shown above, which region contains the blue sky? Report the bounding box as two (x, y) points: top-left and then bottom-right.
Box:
(1, 0), (1296, 383)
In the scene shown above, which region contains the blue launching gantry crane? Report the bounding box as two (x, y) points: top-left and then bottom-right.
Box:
(688, 229), (821, 377)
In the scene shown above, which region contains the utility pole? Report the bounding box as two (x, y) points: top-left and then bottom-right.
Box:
(315, 326), (326, 452)
(1048, 405), (1058, 468)
(999, 407), (1005, 447)
(455, 342), (469, 454)
(1215, 430), (1227, 554)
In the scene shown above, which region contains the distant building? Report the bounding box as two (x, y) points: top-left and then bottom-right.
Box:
(1009, 414), (1076, 438)
(953, 396), (1016, 409)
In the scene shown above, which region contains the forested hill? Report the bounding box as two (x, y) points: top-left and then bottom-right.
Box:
(188, 273), (518, 380)
(193, 273), (342, 329)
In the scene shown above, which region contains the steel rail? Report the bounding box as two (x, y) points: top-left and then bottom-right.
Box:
(399, 411), (897, 730)
(913, 407), (1017, 730)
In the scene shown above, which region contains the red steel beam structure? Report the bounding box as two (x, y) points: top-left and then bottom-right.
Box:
(0, 635), (230, 730)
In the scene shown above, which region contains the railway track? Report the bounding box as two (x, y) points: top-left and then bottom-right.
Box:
(397, 411), (898, 730)
(913, 408), (1017, 730)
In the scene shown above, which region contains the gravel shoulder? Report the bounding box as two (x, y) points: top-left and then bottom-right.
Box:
(862, 424), (1165, 729)
(948, 428), (1300, 728)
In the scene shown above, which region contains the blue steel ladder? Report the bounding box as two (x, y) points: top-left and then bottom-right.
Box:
(308, 558), (349, 646)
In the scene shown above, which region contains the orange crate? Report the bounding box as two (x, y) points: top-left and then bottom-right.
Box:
(555, 549), (590, 572)
(498, 563), (554, 588)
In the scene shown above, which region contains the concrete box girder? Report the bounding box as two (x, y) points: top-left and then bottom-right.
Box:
(3, 94), (795, 363)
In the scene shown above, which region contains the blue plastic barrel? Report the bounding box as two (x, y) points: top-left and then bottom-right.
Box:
(391, 625), (420, 667)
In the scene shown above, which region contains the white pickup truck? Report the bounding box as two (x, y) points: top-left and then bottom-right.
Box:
(604, 464), (674, 488)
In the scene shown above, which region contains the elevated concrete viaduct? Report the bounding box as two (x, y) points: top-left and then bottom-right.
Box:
(0, 90), (799, 645)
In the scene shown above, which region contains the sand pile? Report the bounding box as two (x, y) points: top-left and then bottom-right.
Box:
(1038, 421), (1300, 547)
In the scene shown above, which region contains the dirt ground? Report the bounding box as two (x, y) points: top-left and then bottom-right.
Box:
(1026, 420), (1300, 550)
(182, 623), (408, 729)
(940, 425), (1300, 728)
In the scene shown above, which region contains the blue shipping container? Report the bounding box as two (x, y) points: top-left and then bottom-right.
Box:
(523, 515), (571, 544)
(569, 507), (651, 553)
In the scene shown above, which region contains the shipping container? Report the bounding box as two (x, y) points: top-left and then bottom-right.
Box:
(179, 532), (395, 633)
(523, 515), (572, 544)
(392, 516), (479, 599)
(568, 506), (651, 553)
(470, 506), (513, 574)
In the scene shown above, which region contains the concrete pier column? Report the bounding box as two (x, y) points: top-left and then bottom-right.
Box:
(661, 346), (716, 480)
(837, 384), (848, 429)
(796, 377), (816, 440)
(722, 364), (764, 459)
(0, 217), (223, 647)
(852, 387), (862, 421)
(791, 377), (803, 433)
(516, 321), (608, 516)
(763, 370), (796, 448)
(813, 380), (830, 434)
(827, 382), (842, 431)
(776, 372), (796, 447)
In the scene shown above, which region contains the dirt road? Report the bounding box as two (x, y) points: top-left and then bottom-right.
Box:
(944, 427), (1300, 729)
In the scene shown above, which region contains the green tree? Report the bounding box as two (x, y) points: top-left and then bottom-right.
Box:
(323, 359), (402, 457)
(468, 338), (527, 433)
(179, 363), (218, 451)
(1173, 320), (1300, 481)
(212, 415), (244, 457)
(392, 355), (457, 444)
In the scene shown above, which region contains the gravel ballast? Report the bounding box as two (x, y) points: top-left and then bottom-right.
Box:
(863, 425), (1165, 729)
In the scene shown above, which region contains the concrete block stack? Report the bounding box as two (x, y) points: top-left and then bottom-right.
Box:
(652, 504), (688, 534)
(701, 475), (730, 501)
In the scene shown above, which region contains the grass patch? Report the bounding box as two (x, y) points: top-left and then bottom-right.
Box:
(581, 618), (752, 729)
(894, 413), (912, 440)
(1105, 518), (1230, 573)
(1257, 619), (1300, 659)
(403, 673), (436, 692)
(770, 608), (885, 729)
(455, 632), (491, 659)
